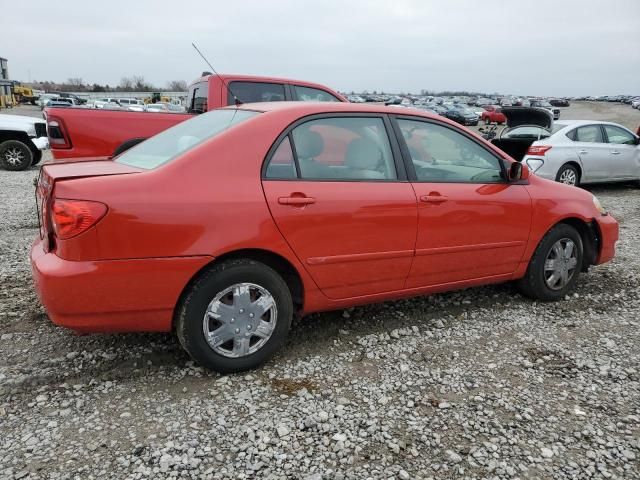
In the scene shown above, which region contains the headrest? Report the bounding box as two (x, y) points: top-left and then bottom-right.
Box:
(345, 138), (382, 169)
(295, 130), (324, 159)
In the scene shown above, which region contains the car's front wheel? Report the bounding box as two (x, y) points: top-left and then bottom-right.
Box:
(0, 140), (33, 171)
(517, 224), (583, 301)
(176, 259), (293, 373)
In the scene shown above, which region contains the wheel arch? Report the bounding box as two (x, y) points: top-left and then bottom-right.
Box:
(556, 217), (600, 270)
(173, 248), (305, 329)
(558, 160), (583, 182)
(0, 130), (32, 145)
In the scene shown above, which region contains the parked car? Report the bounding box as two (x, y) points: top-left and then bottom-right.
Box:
(145, 103), (170, 113)
(491, 108), (640, 186)
(118, 98), (144, 108)
(549, 98), (570, 107)
(44, 74), (347, 160)
(31, 102), (618, 372)
(53, 92), (87, 105)
(44, 98), (75, 108)
(444, 105), (479, 126)
(481, 106), (507, 125)
(0, 114), (49, 170)
(530, 100), (560, 120)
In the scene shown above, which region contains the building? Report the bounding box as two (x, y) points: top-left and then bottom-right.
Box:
(0, 57), (12, 108)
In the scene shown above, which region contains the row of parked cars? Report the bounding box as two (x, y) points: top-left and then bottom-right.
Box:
(573, 95), (640, 106)
(37, 93), (186, 113)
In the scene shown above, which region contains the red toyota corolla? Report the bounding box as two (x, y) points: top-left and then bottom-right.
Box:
(31, 102), (618, 372)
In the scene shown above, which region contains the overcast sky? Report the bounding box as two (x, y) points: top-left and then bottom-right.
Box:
(2, 0), (638, 96)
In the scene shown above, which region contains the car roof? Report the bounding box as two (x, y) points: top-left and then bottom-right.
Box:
(229, 101), (446, 119)
(554, 119), (627, 128)
(193, 74), (344, 93)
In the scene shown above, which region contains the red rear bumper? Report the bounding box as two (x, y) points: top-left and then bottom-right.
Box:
(594, 214), (618, 265)
(30, 238), (212, 333)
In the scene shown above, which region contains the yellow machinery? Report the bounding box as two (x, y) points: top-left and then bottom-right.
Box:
(12, 85), (39, 105)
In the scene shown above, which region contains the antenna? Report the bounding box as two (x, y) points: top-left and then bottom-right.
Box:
(191, 43), (241, 106)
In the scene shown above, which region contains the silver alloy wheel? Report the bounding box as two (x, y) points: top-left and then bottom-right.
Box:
(558, 168), (577, 185)
(544, 238), (578, 290)
(203, 282), (277, 358)
(4, 147), (24, 166)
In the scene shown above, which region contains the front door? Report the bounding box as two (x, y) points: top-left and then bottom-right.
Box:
(393, 117), (532, 288)
(262, 115), (418, 299)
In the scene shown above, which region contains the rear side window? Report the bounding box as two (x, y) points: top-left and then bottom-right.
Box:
(603, 125), (635, 145)
(575, 125), (603, 143)
(228, 82), (285, 105)
(265, 136), (297, 179)
(187, 81), (208, 113)
(294, 85), (340, 102)
(267, 117), (397, 181)
(116, 109), (259, 169)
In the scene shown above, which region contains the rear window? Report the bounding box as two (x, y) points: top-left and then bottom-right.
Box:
(227, 81), (285, 105)
(115, 109), (259, 169)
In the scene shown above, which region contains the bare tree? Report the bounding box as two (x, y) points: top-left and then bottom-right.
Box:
(167, 80), (188, 91)
(133, 75), (153, 91)
(119, 76), (134, 90)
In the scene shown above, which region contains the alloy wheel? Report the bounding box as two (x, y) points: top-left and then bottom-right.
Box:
(4, 147), (24, 167)
(558, 168), (577, 185)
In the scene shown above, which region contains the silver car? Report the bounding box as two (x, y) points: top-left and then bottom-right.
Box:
(491, 108), (640, 186)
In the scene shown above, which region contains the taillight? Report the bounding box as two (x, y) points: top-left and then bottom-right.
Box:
(47, 116), (72, 149)
(51, 199), (107, 239)
(527, 145), (552, 156)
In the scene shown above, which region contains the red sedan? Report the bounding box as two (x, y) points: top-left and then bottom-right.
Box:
(481, 105), (507, 125)
(31, 102), (618, 372)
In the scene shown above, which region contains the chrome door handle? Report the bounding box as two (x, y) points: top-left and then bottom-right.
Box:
(578, 150), (589, 154)
(611, 151), (620, 155)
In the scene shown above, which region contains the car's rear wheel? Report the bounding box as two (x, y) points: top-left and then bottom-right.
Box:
(176, 259), (293, 373)
(0, 140), (33, 171)
(517, 224), (583, 301)
(556, 164), (580, 186)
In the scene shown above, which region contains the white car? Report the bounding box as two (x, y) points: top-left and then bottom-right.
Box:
(491, 108), (640, 186)
(0, 114), (49, 170)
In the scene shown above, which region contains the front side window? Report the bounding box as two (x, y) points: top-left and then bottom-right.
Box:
(397, 119), (503, 183)
(116, 109), (258, 169)
(227, 82), (285, 105)
(575, 125), (603, 143)
(603, 125), (635, 145)
(294, 85), (340, 102)
(266, 117), (397, 181)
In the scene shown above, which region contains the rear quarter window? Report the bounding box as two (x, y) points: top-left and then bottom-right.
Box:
(227, 82), (286, 105)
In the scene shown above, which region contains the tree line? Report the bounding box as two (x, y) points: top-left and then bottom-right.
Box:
(26, 77), (188, 93)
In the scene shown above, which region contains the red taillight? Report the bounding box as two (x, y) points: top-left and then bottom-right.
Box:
(47, 116), (72, 149)
(527, 145), (552, 156)
(51, 199), (107, 239)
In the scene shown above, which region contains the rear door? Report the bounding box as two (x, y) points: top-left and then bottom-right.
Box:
(602, 124), (640, 179)
(262, 114), (418, 300)
(393, 116), (532, 287)
(571, 124), (610, 180)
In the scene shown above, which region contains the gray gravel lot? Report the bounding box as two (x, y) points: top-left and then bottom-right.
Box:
(0, 103), (639, 479)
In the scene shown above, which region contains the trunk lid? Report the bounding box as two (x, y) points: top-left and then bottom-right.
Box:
(42, 160), (143, 181)
(501, 107), (553, 129)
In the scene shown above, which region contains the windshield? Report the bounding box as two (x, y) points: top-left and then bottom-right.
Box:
(116, 109), (259, 169)
(502, 125), (551, 139)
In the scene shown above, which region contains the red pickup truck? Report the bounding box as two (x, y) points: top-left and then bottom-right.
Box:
(45, 74), (347, 160)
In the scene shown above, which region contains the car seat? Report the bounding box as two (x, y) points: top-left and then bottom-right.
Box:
(345, 138), (386, 179)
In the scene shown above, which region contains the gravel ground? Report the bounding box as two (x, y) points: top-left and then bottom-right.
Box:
(1, 103), (639, 479)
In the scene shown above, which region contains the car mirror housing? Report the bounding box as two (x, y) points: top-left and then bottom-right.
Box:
(508, 161), (529, 182)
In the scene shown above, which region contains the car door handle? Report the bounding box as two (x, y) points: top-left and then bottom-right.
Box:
(578, 150), (589, 154)
(420, 194), (448, 203)
(610, 150), (621, 155)
(278, 196), (316, 206)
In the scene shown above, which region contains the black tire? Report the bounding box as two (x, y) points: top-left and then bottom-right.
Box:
(176, 259), (293, 373)
(31, 149), (43, 165)
(112, 137), (147, 157)
(0, 140), (33, 171)
(556, 163), (580, 186)
(516, 224), (583, 301)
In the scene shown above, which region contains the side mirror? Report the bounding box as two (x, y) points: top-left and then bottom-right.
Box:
(508, 162), (529, 182)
